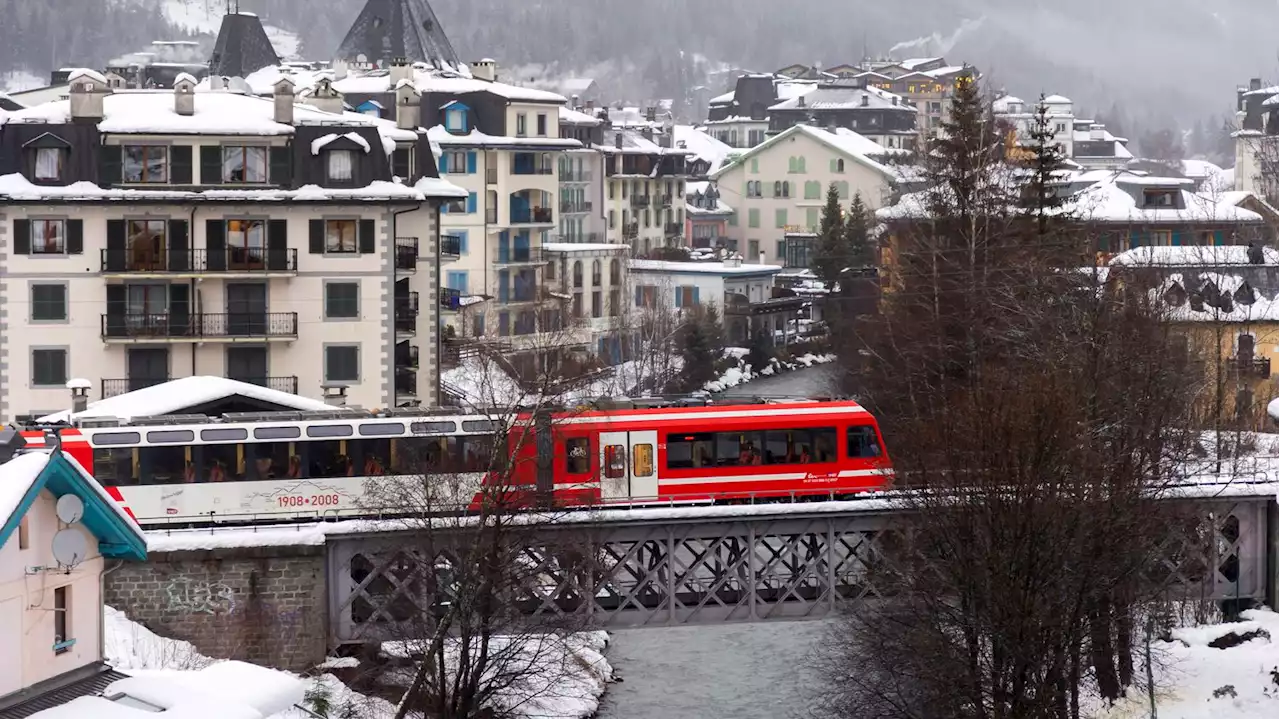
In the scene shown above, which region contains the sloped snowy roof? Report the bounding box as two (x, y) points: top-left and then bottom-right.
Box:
(713, 124), (896, 180)
(331, 67), (567, 103)
(0, 172), (466, 202)
(311, 131), (371, 155)
(1042, 94), (1072, 104)
(37, 376), (334, 423)
(1072, 179), (1264, 224)
(897, 57), (941, 70)
(922, 65), (967, 78)
(1153, 271), (1279, 323)
(769, 86), (914, 112)
(598, 128), (691, 157)
(1109, 245), (1279, 267)
(992, 95), (1024, 112)
(427, 125), (581, 149)
(673, 125), (734, 172)
(0, 452), (55, 543)
(67, 68), (108, 85)
(558, 105), (601, 126)
(629, 259), (781, 275)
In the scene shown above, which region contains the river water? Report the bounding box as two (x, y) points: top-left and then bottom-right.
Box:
(597, 366), (839, 719)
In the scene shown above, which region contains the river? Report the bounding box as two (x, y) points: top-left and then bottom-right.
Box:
(597, 365), (839, 718)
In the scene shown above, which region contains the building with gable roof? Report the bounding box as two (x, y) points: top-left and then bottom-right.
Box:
(0, 432), (146, 717)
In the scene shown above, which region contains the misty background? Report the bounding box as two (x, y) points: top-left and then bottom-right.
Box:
(0, 0), (1275, 140)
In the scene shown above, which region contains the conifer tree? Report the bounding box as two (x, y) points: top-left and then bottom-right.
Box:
(1018, 94), (1073, 239)
(675, 304), (726, 392)
(843, 193), (875, 271)
(811, 182), (847, 288)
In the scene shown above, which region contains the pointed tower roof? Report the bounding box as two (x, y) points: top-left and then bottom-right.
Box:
(210, 11), (281, 78)
(335, 0), (461, 70)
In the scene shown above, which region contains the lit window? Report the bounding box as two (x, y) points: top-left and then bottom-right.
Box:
(32, 220), (66, 254)
(325, 220), (358, 253)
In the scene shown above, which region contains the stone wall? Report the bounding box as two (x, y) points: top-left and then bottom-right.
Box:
(104, 544), (328, 671)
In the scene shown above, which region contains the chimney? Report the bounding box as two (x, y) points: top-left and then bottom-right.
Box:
(66, 378), (91, 414)
(173, 72), (197, 116)
(614, 133), (623, 149)
(641, 126), (653, 142)
(1089, 123), (1104, 141)
(395, 79), (421, 130)
(758, 250), (766, 265)
(470, 58), (497, 82)
(860, 94), (869, 107)
(1250, 78), (1263, 91)
(798, 95), (805, 107)
(308, 78), (344, 115)
(273, 77), (295, 125)
(321, 383), (349, 407)
(68, 69), (110, 121)
(570, 93), (580, 110)
(645, 106), (656, 122)
(389, 57), (412, 86)
(585, 99), (594, 112)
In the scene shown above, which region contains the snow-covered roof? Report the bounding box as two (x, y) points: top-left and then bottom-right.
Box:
(672, 125), (734, 172)
(542, 242), (630, 253)
(712, 124), (896, 180)
(1109, 245), (1279, 267)
(1072, 177), (1264, 224)
(992, 94), (1024, 112)
(768, 86), (914, 113)
(558, 105), (601, 126)
(897, 57), (941, 70)
(629, 259), (782, 275)
(36, 660), (306, 719)
(0, 172), (467, 202)
(1154, 271), (1279, 323)
(0, 89), (416, 152)
(598, 128), (691, 157)
(1042, 94), (1072, 104)
(172, 72), (198, 87)
(0, 453), (56, 542)
(37, 376), (334, 424)
(921, 65), (967, 78)
(426, 125), (581, 149)
(1242, 84), (1280, 97)
(330, 67), (567, 103)
(67, 68), (108, 85)
(311, 131), (371, 155)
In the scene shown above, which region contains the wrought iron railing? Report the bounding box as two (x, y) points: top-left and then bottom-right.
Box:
(394, 238), (418, 271)
(100, 249), (297, 273)
(100, 313), (298, 340)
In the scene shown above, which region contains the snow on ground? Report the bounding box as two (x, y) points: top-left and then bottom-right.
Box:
(1097, 609), (1278, 719)
(105, 604), (610, 718)
(703, 350), (834, 393)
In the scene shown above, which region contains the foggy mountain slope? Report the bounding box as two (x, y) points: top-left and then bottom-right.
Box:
(0, 0), (1273, 126)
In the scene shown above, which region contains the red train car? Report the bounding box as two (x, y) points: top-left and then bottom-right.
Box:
(17, 399), (892, 526)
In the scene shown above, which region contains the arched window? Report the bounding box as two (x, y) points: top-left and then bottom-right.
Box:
(796, 157), (806, 172)
(787, 156), (796, 173)
(836, 158), (845, 172)
(773, 181), (782, 197)
(782, 181), (790, 198)
(573, 260), (583, 289)
(592, 260), (602, 286)
(609, 258), (621, 284)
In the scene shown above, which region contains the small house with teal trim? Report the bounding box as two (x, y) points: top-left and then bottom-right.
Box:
(0, 443), (145, 715)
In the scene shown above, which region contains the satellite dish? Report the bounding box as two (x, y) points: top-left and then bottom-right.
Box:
(51, 530), (88, 569)
(56, 494), (84, 524)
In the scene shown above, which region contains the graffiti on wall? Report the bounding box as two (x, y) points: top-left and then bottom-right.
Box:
(164, 577), (237, 615)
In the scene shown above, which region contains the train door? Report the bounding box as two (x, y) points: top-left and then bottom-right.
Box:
(599, 430), (658, 501)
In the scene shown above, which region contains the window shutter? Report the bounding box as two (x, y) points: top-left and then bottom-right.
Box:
(358, 219), (376, 254)
(269, 147), (291, 186)
(692, 287), (700, 305)
(168, 220), (190, 272)
(106, 220), (126, 250)
(66, 220), (83, 254)
(96, 145), (121, 187)
(455, 230), (468, 254)
(168, 282), (190, 335)
(309, 220), (325, 254)
(467, 152), (477, 174)
(105, 284), (126, 337)
(205, 219), (226, 271)
(438, 153), (449, 173)
(169, 145), (193, 184)
(13, 220), (30, 254)
(392, 148), (411, 179)
(674, 287), (682, 308)
(467, 192), (477, 213)
(266, 219), (288, 270)
(200, 146), (222, 185)
(634, 286), (642, 307)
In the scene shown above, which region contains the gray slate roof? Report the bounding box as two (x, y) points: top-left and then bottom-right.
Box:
(209, 12), (281, 79)
(335, 0), (461, 70)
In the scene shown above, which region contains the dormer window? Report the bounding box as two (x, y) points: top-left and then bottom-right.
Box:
(1142, 189), (1178, 208)
(123, 145), (168, 183)
(34, 147), (64, 182)
(444, 103), (470, 134)
(327, 150), (355, 182)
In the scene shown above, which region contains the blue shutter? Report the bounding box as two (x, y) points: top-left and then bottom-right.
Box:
(467, 152), (477, 174)
(455, 230), (468, 254)
(1170, 230), (1183, 246)
(439, 153), (448, 173)
(692, 287), (700, 305)
(467, 192), (477, 213)
(634, 286), (642, 307)
(675, 287), (683, 308)
(1214, 231), (1225, 246)
(1129, 230), (1141, 249)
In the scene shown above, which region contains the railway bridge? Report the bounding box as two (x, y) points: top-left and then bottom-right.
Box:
(105, 483), (1278, 670)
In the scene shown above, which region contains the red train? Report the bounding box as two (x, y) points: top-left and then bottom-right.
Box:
(19, 399), (893, 526)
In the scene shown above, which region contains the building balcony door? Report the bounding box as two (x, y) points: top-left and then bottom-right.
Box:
(227, 283), (268, 336)
(127, 347), (169, 391)
(226, 346), (268, 385)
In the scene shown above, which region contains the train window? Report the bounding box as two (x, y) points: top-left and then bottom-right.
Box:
(146, 430), (195, 444)
(307, 424), (354, 438)
(201, 427), (248, 442)
(92, 432), (141, 446)
(565, 437), (590, 474)
(459, 435), (497, 472)
(462, 420), (498, 433)
(812, 428), (837, 462)
(352, 439), (391, 475)
(255, 426), (301, 440)
(410, 421), (456, 435)
(248, 442), (295, 480)
(196, 444), (239, 482)
(92, 448), (136, 485)
(632, 444), (654, 477)
(603, 444), (625, 479)
(716, 432), (764, 466)
(666, 432), (715, 469)
(847, 426), (882, 459)
(359, 422), (405, 437)
(304, 441), (350, 477)
(763, 431), (796, 464)
(139, 446), (187, 484)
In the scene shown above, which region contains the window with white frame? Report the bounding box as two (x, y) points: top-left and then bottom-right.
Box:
(31, 220), (66, 254)
(327, 150), (354, 182)
(222, 146), (268, 183)
(123, 145), (168, 183)
(34, 147), (64, 181)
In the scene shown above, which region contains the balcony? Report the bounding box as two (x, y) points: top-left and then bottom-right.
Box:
(622, 223), (639, 240)
(511, 153), (555, 175)
(493, 244), (543, 265)
(1229, 355), (1272, 380)
(722, 292), (807, 317)
(395, 369), (417, 398)
(559, 170), (592, 183)
(440, 287), (462, 312)
(657, 194), (673, 208)
(395, 292), (420, 334)
(630, 195), (650, 208)
(101, 249), (297, 276)
(101, 313), (298, 342)
(560, 200), (593, 214)
(509, 207), (554, 225)
(395, 237), (418, 272)
(440, 234), (462, 260)
(395, 344), (420, 370)
(664, 222), (684, 236)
